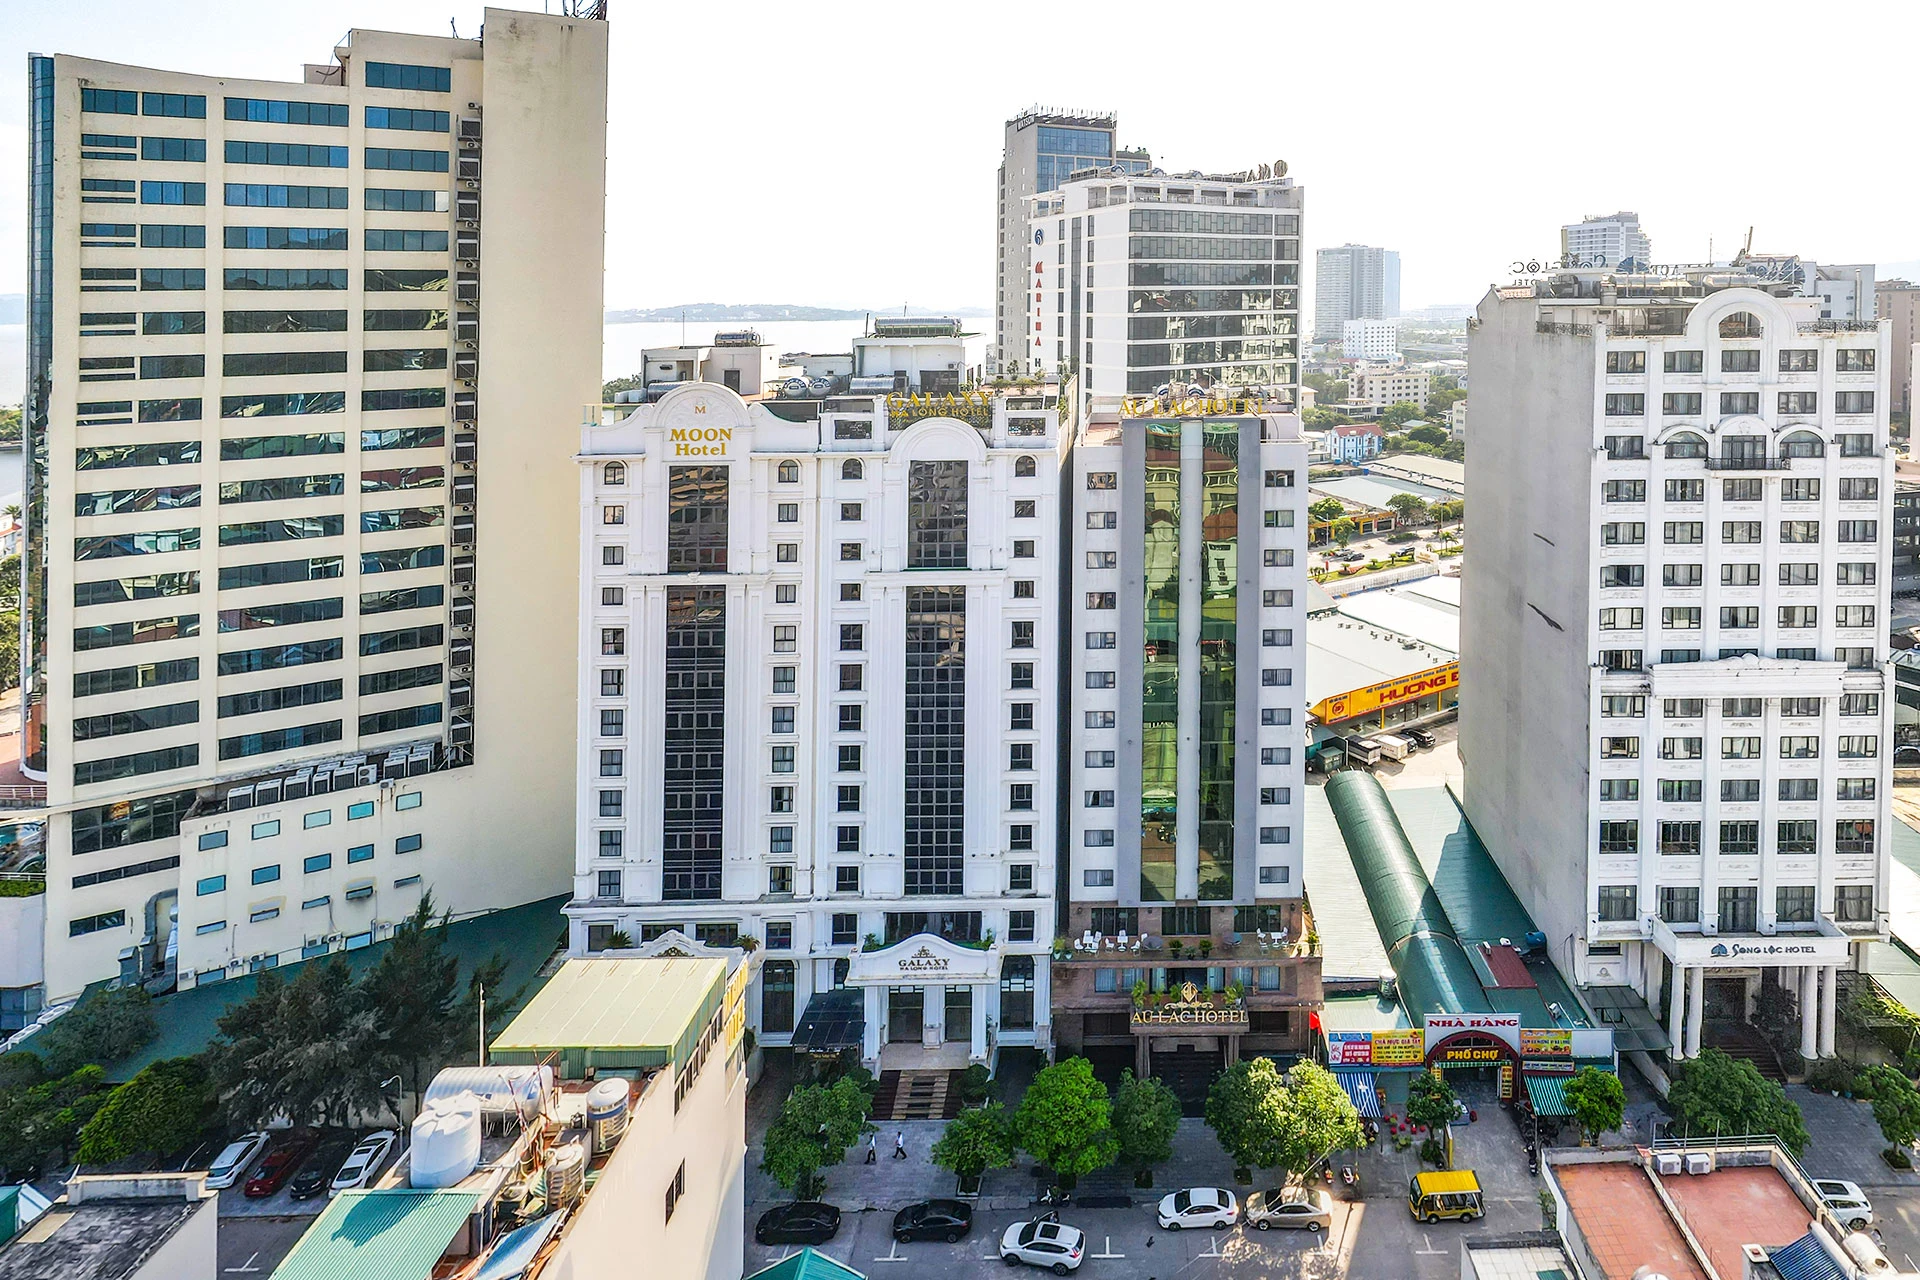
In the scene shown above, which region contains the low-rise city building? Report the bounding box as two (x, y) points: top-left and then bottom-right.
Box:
(0, 1173), (216, 1280)
(1341, 318), (1399, 363)
(1306, 575), (1460, 750)
(1349, 366), (1430, 415)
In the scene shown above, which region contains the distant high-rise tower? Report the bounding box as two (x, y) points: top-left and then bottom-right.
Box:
(1313, 244), (1399, 342)
(1560, 212), (1653, 268)
(993, 109), (1149, 376)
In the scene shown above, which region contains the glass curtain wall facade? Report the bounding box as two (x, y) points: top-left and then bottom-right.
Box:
(665, 465), (728, 571)
(1034, 126), (1113, 195)
(904, 587), (965, 895)
(1197, 426), (1239, 900)
(1141, 427), (1181, 901)
(24, 57), (55, 775)
(907, 462), (968, 568)
(661, 585), (724, 901)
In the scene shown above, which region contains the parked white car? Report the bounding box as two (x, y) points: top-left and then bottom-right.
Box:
(204, 1132), (270, 1190)
(1815, 1179), (1875, 1231)
(329, 1130), (398, 1197)
(1157, 1186), (1239, 1229)
(999, 1218), (1084, 1273)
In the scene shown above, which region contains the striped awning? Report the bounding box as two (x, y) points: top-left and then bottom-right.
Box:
(1334, 1070), (1381, 1118)
(1524, 1073), (1574, 1117)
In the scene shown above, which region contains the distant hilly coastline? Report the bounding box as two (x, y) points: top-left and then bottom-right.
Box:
(606, 302), (989, 323)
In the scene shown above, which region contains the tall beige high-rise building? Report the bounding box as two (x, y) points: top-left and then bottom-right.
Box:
(1876, 279), (1920, 419)
(21, 7), (606, 1003)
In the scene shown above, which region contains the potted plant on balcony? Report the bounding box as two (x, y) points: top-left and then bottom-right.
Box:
(1130, 980), (1150, 1008)
(1198, 938), (1213, 959)
(1168, 938), (1185, 959)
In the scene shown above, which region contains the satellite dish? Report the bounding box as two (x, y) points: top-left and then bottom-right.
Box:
(1272, 159), (1288, 178)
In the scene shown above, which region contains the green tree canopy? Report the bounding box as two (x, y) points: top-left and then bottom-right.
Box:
(205, 959), (386, 1131)
(0, 1064), (114, 1175)
(1308, 497), (1346, 523)
(1405, 1072), (1457, 1133)
(602, 372), (643, 399)
(78, 1057), (214, 1163)
(760, 1078), (872, 1198)
(929, 1101), (1015, 1181)
(1111, 1070), (1181, 1174)
(1013, 1057), (1117, 1190)
(1272, 1062), (1368, 1181)
(34, 986), (158, 1077)
(1863, 1064), (1920, 1149)
(1405, 424), (1450, 447)
(1385, 493), (1429, 525)
(1563, 1067), (1624, 1144)
(1380, 401), (1423, 428)
(1668, 1048), (1807, 1155)
(1205, 1058), (1291, 1172)
(1331, 517), (1357, 547)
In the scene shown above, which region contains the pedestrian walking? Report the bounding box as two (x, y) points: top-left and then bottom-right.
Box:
(893, 1130), (907, 1160)
(865, 1135), (877, 1165)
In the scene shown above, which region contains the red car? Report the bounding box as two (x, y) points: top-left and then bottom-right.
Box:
(244, 1132), (317, 1198)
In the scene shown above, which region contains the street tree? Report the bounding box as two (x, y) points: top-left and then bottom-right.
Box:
(0, 1063), (114, 1176)
(1862, 1064), (1920, 1150)
(760, 1078), (872, 1199)
(1385, 493), (1430, 527)
(1332, 517), (1357, 548)
(78, 1057), (214, 1163)
(1111, 1069), (1181, 1184)
(1405, 1072), (1457, 1133)
(1273, 1062), (1367, 1183)
(1667, 1048), (1807, 1155)
(1013, 1057), (1118, 1191)
(1308, 497), (1345, 524)
(929, 1101), (1014, 1186)
(1563, 1066), (1625, 1144)
(1205, 1058), (1290, 1175)
(1406, 424), (1451, 448)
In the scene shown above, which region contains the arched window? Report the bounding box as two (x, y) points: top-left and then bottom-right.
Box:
(602, 461), (626, 486)
(841, 458), (864, 481)
(1664, 432), (1707, 459)
(1779, 430), (1824, 458)
(777, 460), (799, 484)
(1719, 312), (1763, 339)
(1014, 455), (1036, 478)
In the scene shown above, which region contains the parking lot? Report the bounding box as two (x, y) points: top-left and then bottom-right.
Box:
(212, 1127), (400, 1275)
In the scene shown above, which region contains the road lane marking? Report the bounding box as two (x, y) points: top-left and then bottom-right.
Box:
(224, 1255), (264, 1274)
(1089, 1236), (1125, 1258)
(1416, 1232), (1447, 1256)
(872, 1239), (909, 1264)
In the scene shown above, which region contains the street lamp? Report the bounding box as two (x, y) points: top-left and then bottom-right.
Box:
(381, 1075), (406, 1148)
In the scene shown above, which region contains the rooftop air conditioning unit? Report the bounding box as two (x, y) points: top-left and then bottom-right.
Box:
(1685, 1152), (1713, 1175)
(1655, 1152), (1682, 1176)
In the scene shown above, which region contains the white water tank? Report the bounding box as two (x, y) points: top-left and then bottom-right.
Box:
(424, 1066), (551, 1126)
(545, 1142), (587, 1208)
(410, 1093), (483, 1188)
(1843, 1232), (1892, 1273)
(586, 1078), (630, 1152)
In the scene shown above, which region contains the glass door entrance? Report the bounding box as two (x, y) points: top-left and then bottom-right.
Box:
(888, 988), (923, 1043)
(944, 986), (972, 1042)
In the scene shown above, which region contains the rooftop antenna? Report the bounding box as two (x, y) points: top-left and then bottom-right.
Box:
(680, 308), (686, 345)
(478, 981), (486, 1066)
(450, 18), (460, 37)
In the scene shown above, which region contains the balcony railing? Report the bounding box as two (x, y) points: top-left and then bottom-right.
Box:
(0, 786), (46, 810)
(1706, 455), (1800, 471)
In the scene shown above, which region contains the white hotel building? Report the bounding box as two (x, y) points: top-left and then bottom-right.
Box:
(1464, 270), (1892, 1064)
(569, 383), (1063, 1069)
(23, 9), (605, 1001)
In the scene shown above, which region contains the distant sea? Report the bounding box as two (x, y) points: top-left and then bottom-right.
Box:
(0, 320), (995, 406)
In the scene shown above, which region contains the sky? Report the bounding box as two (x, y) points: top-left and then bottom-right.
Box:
(3, 0), (1918, 313)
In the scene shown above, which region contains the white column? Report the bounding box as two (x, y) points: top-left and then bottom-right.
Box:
(1819, 965), (1838, 1058)
(924, 985), (942, 1050)
(1685, 964), (1704, 1058)
(1668, 962), (1687, 1060)
(1173, 424), (1203, 900)
(1799, 966), (1819, 1062)
(864, 986), (884, 1066)
(971, 982), (990, 1061)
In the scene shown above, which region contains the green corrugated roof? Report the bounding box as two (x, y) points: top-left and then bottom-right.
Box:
(1324, 772), (1491, 1018)
(100, 894), (569, 1082)
(489, 957), (724, 1073)
(1303, 786), (1394, 982)
(270, 1189), (483, 1280)
(746, 1248), (869, 1280)
(1318, 993), (1411, 1032)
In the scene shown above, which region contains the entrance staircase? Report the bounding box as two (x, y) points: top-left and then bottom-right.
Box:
(1704, 1023), (1787, 1083)
(873, 1070), (962, 1121)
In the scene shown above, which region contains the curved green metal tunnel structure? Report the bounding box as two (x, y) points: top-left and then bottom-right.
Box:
(1323, 771), (1492, 1019)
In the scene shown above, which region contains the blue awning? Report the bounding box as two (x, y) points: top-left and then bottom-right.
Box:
(1768, 1233), (1844, 1280)
(1334, 1070), (1381, 1118)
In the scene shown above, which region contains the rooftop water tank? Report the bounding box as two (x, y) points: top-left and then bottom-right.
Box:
(586, 1078), (630, 1153)
(781, 377), (810, 399)
(410, 1093), (483, 1188)
(424, 1066), (551, 1127)
(545, 1142), (587, 1209)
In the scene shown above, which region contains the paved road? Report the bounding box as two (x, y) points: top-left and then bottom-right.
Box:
(217, 1215), (313, 1276)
